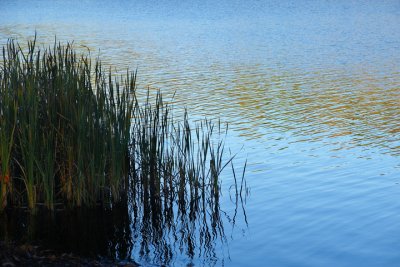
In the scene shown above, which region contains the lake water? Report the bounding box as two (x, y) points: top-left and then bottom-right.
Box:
(1, 0), (400, 266)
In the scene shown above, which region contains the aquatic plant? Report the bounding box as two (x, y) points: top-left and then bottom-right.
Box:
(0, 36), (240, 213)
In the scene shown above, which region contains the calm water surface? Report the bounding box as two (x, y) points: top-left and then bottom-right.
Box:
(1, 0), (400, 266)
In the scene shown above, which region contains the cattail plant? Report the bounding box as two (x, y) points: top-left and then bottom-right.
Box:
(0, 36), (241, 213)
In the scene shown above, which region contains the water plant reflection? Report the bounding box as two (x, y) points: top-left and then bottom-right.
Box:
(128, 101), (248, 264)
(0, 174), (247, 266)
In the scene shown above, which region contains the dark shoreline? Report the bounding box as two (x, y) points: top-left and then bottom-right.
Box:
(0, 241), (139, 267)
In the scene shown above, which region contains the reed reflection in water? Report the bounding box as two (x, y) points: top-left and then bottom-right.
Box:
(0, 173), (247, 266)
(0, 155), (249, 266)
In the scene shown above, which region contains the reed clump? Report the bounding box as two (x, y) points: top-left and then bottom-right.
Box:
(0, 37), (236, 213)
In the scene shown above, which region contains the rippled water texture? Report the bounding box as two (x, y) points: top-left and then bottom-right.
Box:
(1, 0), (400, 266)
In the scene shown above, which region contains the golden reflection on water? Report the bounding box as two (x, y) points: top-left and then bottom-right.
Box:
(1, 26), (399, 157)
(209, 67), (400, 155)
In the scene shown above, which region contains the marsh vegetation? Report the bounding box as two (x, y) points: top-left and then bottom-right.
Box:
(0, 36), (248, 264)
(0, 36), (246, 212)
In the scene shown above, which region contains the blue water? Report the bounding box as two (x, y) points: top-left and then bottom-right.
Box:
(1, 0), (400, 266)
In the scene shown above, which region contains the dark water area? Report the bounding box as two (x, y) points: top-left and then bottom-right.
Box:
(1, 187), (244, 266)
(1, 0), (400, 266)
(1, 206), (133, 260)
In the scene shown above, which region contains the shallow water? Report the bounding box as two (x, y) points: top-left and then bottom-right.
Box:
(1, 0), (400, 266)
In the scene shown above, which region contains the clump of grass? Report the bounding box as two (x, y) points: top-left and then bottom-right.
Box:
(0, 36), (134, 212)
(0, 36), (238, 214)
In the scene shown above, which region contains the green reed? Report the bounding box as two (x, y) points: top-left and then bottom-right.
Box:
(0, 36), (238, 213)
(0, 42), (18, 210)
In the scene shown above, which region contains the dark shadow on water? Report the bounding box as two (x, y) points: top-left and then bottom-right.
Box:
(0, 202), (132, 260)
(0, 183), (247, 266)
